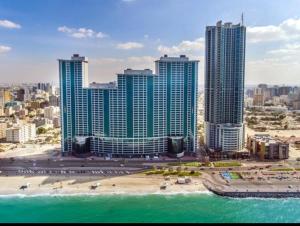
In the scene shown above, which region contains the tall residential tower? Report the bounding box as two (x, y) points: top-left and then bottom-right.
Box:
(59, 54), (198, 157)
(204, 21), (246, 152)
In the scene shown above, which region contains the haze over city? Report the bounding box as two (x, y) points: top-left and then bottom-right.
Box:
(0, 0), (300, 85)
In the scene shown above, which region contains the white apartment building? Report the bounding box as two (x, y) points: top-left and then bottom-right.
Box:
(0, 106), (4, 117)
(244, 97), (253, 108)
(0, 122), (7, 139)
(44, 106), (60, 120)
(5, 107), (14, 116)
(53, 116), (60, 128)
(6, 123), (36, 143)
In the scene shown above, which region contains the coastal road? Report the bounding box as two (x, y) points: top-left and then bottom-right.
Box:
(0, 166), (147, 177)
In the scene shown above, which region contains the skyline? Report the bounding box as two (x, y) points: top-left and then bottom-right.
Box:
(0, 0), (300, 85)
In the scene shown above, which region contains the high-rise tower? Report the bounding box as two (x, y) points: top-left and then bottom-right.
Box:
(155, 55), (198, 154)
(204, 21), (246, 152)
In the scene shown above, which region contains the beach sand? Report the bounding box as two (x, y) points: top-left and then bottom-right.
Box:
(0, 174), (208, 196)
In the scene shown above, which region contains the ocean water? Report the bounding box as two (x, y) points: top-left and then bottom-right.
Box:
(0, 193), (300, 223)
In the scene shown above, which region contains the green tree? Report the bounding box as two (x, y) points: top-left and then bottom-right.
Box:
(37, 127), (47, 134)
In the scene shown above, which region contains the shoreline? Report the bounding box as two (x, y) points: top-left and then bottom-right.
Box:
(2, 171), (300, 199)
(0, 190), (213, 198)
(0, 174), (209, 197)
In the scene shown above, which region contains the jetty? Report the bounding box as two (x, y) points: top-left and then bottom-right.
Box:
(202, 171), (300, 198)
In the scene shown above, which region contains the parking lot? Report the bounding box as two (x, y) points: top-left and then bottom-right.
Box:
(0, 168), (142, 177)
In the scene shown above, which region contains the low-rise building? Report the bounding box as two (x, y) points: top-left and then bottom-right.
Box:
(247, 134), (289, 160)
(49, 95), (59, 107)
(0, 106), (4, 117)
(5, 107), (14, 116)
(6, 123), (36, 143)
(52, 116), (60, 128)
(44, 106), (59, 120)
(33, 117), (53, 128)
(0, 122), (7, 139)
(253, 88), (265, 106)
(293, 100), (300, 110)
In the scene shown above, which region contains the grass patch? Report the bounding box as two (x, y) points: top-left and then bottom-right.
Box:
(145, 170), (201, 177)
(145, 170), (164, 175)
(229, 172), (242, 179)
(167, 162), (212, 167)
(270, 168), (294, 172)
(182, 162), (202, 167)
(213, 161), (242, 167)
(167, 163), (181, 166)
(178, 171), (201, 177)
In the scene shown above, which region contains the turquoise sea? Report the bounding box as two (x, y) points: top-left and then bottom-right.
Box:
(0, 193), (300, 223)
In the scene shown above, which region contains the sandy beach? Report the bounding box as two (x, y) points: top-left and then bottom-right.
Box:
(0, 174), (208, 196)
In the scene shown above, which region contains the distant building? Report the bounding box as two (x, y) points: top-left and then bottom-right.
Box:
(293, 101), (300, 110)
(17, 108), (28, 119)
(33, 117), (53, 128)
(279, 95), (289, 105)
(30, 101), (41, 109)
(245, 97), (253, 108)
(246, 89), (254, 98)
(0, 89), (12, 106)
(37, 83), (51, 92)
(6, 123), (36, 143)
(253, 88), (265, 106)
(44, 106), (59, 120)
(0, 122), (7, 139)
(5, 107), (14, 117)
(278, 86), (292, 96)
(272, 96), (281, 106)
(247, 134), (289, 160)
(49, 95), (59, 106)
(16, 88), (25, 101)
(53, 116), (61, 128)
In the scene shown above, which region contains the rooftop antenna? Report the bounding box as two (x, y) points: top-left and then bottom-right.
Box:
(241, 12), (244, 26)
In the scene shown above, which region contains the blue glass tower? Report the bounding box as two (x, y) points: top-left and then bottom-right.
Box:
(59, 54), (198, 157)
(204, 21), (246, 152)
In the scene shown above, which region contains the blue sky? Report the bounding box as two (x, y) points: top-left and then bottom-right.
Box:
(1, 0), (300, 85)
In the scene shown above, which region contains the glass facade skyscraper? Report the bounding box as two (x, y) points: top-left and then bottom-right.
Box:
(204, 21), (246, 152)
(59, 54), (198, 157)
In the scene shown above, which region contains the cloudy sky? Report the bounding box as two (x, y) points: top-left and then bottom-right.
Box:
(0, 0), (300, 86)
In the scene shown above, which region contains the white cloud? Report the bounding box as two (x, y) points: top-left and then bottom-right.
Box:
(267, 43), (300, 55)
(116, 42), (144, 50)
(248, 18), (300, 43)
(0, 20), (21, 29)
(0, 45), (11, 54)
(58, 26), (108, 39)
(246, 58), (300, 85)
(157, 38), (204, 55)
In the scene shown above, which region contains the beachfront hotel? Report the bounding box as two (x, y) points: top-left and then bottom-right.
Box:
(204, 20), (246, 152)
(59, 54), (198, 157)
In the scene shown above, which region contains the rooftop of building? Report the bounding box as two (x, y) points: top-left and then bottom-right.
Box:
(155, 55), (199, 62)
(58, 54), (88, 62)
(89, 82), (117, 89)
(122, 69), (153, 75)
(250, 134), (289, 145)
(206, 20), (245, 29)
